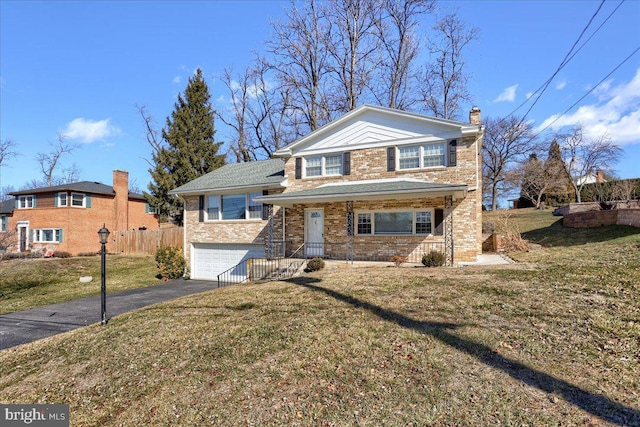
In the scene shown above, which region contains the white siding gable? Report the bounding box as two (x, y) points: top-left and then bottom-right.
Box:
(279, 105), (471, 156)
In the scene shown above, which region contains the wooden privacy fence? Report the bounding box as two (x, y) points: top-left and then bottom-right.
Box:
(111, 227), (183, 255)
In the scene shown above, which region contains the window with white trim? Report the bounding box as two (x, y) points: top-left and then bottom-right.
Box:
(18, 195), (34, 209)
(304, 154), (343, 177)
(71, 193), (86, 207)
(0, 215), (8, 233)
(397, 142), (446, 169)
(34, 228), (63, 243)
(206, 192), (263, 221)
(356, 210), (434, 235)
(58, 192), (68, 207)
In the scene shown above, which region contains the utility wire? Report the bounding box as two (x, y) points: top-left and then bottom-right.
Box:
(510, 0), (625, 119)
(529, 45), (640, 141)
(515, 0), (607, 124)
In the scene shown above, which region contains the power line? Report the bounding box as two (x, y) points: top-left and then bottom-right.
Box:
(529, 45), (640, 141)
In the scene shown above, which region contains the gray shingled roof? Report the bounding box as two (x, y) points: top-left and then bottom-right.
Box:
(9, 181), (146, 200)
(257, 179), (467, 206)
(0, 199), (14, 214)
(170, 159), (286, 194)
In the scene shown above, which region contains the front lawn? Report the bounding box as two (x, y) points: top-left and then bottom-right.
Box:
(0, 255), (161, 314)
(1, 211), (638, 425)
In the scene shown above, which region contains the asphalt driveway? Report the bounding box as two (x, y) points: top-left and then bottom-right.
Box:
(0, 279), (217, 351)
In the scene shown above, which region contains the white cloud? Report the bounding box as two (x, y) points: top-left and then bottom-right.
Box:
(172, 75), (181, 84)
(555, 79), (567, 90)
(537, 68), (640, 146)
(493, 84), (518, 103)
(61, 118), (121, 143)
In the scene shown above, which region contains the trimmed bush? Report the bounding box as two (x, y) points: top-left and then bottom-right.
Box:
(422, 250), (445, 267)
(305, 257), (325, 272)
(155, 246), (186, 280)
(78, 252), (99, 257)
(53, 251), (72, 258)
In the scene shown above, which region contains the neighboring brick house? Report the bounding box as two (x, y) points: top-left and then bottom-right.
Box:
(6, 170), (159, 255)
(171, 105), (484, 280)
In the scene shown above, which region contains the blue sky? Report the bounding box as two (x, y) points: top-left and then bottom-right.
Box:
(1, 0), (639, 197)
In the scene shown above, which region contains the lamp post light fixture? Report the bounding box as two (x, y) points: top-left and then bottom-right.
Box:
(98, 224), (110, 325)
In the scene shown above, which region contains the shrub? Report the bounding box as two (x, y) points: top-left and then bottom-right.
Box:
(390, 254), (407, 267)
(155, 246), (186, 280)
(422, 250), (445, 267)
(305, 257), (325, 272)
(78, 252), (99, 257)
(53, 251), (72, 258)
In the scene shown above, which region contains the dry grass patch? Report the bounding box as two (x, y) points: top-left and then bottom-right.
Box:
(1, 244), (639, 426)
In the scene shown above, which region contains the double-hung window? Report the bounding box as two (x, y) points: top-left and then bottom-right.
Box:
(71, 193), (85, 207)
(356, 210), (434, 236)
(18, 195), (34, 209)
(57, 192), (68, 207)
(0, 215), (8, 233)
(397, 142), (446, 169)
(206, 192), (263, 221)
(305, 154), (342, 177)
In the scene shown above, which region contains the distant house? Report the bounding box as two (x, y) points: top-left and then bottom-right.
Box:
(575, 170), (606, 186)
(170, 105), (485, 280)
(5, 170), (159, 255)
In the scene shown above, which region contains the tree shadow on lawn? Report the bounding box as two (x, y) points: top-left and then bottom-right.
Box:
(289, 276), (640, 426)
(522, 218), (640, 248)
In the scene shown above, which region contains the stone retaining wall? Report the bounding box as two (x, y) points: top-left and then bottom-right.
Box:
(563, 209), (640, 228)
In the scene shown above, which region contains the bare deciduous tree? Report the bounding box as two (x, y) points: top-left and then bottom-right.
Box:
(325, 0), (379, 113)
(373, 0), (434, 109)
(558, 125), (622, 203)
(136, 104), (165, 164)
(421, 12), (477, 120)
(217, 67), (254, 163)
(0, 139), (18, 169)
(482, 116), (536, 210)
(34, 134), (79, 187)
(268, 0), (333, 134)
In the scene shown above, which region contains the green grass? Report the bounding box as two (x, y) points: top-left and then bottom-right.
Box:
(0, 210), (639, 425)
(0, 255), (161, 314)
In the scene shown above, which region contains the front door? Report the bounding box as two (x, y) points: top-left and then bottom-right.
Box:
(305, 209), (324, 257)
(17, 222), (29, 252)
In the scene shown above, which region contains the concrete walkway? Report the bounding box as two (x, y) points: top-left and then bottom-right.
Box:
(0, 279), (217, 351)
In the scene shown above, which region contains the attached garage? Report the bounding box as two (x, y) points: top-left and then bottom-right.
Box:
(192, 243), (265, 282)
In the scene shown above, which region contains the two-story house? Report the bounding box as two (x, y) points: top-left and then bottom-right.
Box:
(6, 170), (159, 256)
(170, 105), (484, 281)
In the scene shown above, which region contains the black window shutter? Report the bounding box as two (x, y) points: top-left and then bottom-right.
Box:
(295, 158), (302, 179)
(434, 209), (444, 235)
(261, 190), (270, 220)
(387, 147), (395, 172)
(343, 152), (351, 175)
(448, 139), (457, 167)
(199, 195), (205, 222)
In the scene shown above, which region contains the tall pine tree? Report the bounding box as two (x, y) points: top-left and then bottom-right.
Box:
(147, 69), (225, 225)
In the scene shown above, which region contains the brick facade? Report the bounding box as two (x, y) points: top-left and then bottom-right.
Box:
(5, 171), (159, 255)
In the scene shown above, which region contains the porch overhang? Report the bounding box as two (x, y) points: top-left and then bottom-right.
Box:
(255, 178), (468, 207)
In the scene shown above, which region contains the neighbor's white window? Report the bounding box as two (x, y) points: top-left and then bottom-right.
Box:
(0, 215), (8, 233)
(356, 210), (434, 235)
(34, 228), (63, 243)
(206, 193), (263, 221)
(71, 193), (85, 207)
(18, 195), (35, 209)
(57, 192), (68, 207)
(398, 142), (446, 169)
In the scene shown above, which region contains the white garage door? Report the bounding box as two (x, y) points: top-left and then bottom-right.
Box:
(192, 243), (265, 282)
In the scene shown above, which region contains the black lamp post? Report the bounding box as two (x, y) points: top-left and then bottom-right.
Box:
(98, 224), (110, 325)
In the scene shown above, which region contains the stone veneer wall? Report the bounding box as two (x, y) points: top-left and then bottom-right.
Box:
(282, 134), (483, 264)
(564, 209), (640, 228)
(182, 192), (284, 263)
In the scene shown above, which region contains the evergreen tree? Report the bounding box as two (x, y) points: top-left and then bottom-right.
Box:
(543, 139), (575, 206)
(147, 69), (225, 224)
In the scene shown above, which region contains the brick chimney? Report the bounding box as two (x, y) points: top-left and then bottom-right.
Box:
(596, 170), (604, 183)
(469, 106), (481, 125)
(113, 170), (129, 231)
